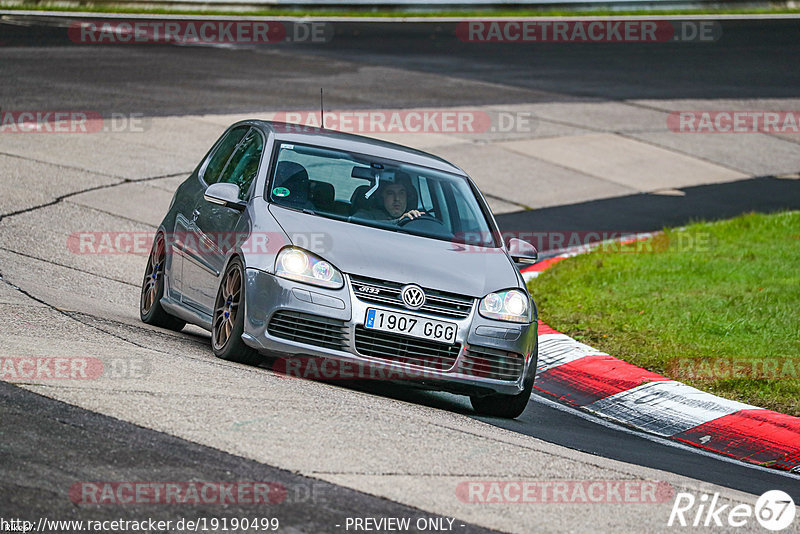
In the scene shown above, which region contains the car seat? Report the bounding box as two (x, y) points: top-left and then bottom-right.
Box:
(310, 181), (336, 213)
(273, 161), (312, 209)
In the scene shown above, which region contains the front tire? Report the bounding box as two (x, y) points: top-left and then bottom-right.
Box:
(470, 377), (533, 419)
(140, 234), (186, 332)
(211, 257), (261, 365)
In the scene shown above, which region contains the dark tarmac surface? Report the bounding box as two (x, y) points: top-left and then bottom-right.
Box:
(0, 381), (498, 533)
(336, 381), (800, 502)
(1, 18), (799, 115)
(497, 175), (800, 241)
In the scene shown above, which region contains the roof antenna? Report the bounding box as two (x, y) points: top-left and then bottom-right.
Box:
(320, 88), (325, 129)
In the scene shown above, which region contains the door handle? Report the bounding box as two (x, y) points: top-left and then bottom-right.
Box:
(192, 209), (200, 222)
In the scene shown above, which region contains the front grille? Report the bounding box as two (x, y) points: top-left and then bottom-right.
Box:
(354, 326), (460, 371)
(349, 275), (474, 319)
(268, 311), (348, 351)
(459, 345), (524, 381)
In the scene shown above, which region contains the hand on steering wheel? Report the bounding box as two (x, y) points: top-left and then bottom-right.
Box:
(399, 210), (425, 222)
(397, 212), (444, 226)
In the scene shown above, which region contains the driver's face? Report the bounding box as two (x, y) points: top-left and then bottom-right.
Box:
(382, 184), (407, 218)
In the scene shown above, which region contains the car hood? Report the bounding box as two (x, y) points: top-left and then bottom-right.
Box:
(269, 206), (521, 297)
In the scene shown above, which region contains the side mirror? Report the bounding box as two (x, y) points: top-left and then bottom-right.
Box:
(507, 238), (538, 265)
(204, 183), (246, 211)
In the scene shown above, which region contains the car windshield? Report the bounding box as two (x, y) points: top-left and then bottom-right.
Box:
(267, 142), (498, 247)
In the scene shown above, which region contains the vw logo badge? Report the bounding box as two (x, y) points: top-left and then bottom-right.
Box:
(401, 285), (426, 310)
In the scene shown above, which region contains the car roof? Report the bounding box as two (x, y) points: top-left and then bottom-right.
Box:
(244, 120), (467, 176)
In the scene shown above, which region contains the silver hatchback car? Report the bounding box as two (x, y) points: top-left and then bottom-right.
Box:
(140, 121), (540, 418)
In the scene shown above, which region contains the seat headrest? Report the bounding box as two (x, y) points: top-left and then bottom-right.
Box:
(349, 184), (372, 214)
(310, 181), (335, 211)
(273, 161), (310, 205)
(275, 161), (308, 186)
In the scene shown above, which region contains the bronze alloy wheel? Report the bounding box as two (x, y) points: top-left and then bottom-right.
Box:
(212, 262), (242, 351)
(211, 258), (261, 365)
(141, 235), (165, 316)
(140, 234), (185, 331)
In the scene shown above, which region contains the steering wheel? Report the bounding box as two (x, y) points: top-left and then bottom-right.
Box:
(397, 213), (445, 227)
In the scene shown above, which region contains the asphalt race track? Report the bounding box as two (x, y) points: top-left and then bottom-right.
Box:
(2, 18), (800, 113)
(0, 382), (498, 534)
(1, 14), (799, 533)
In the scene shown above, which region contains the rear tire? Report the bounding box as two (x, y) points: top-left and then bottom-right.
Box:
(140, 234), (186, 332)
(211, 258), (262, 366)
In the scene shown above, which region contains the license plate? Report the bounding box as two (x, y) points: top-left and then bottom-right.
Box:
(364, 308), (457, 344)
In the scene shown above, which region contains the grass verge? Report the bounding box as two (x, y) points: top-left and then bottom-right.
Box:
(528, 211), (800, 416)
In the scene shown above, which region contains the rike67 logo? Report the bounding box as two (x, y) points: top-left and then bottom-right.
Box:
(668, 490), (796, 530)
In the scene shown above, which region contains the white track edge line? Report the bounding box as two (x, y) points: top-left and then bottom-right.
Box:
(530, 393), (800, 483)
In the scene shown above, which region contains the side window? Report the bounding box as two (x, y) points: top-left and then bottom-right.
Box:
(202, 126), (249, 185)
(217, 129), (264, 200)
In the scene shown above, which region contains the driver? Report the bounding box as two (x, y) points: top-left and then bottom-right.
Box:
(354, 172), (425, 223)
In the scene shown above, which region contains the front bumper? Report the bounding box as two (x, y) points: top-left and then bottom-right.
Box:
(241, 268), (538, 396)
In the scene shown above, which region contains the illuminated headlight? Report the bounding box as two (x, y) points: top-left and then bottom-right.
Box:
(479, 289), (530, 323)
(275, 247), (343, 289)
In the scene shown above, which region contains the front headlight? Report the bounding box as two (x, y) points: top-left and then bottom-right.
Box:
(479, 289), (530, 323)
(275, 247), (343, 289)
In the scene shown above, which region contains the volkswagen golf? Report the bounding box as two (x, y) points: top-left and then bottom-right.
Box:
(140, 120), (540, 418)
